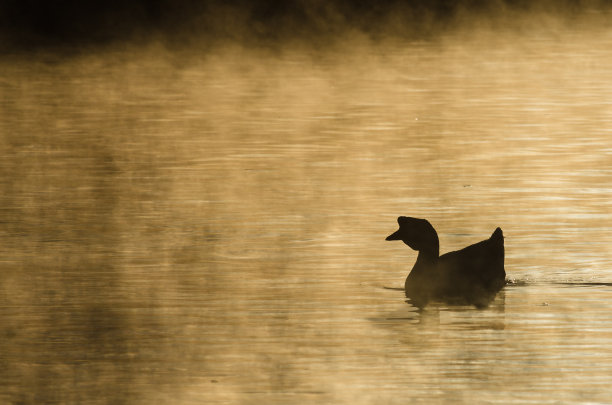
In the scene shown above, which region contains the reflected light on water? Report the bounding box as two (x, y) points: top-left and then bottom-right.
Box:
(1, 18), (612, 405)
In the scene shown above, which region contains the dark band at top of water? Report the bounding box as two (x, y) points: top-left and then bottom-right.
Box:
(0, 0), (609, 51)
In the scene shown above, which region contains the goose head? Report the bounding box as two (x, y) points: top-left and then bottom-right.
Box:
(386, 216), (439, 256)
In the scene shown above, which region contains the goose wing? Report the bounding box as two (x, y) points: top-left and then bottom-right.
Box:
(437, 229), (505, 291)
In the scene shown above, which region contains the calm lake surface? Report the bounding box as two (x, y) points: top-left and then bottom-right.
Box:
(2, 25), (612, 404)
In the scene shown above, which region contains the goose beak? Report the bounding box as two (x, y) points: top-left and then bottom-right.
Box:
(386, 230), (402, 241)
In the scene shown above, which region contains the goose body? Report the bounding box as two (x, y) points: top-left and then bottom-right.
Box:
(386, 217), (505, 308)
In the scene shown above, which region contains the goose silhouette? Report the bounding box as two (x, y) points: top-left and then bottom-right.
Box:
(386, 216), (505, 308)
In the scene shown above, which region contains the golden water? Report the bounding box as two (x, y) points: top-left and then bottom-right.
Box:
(1, 26), (612, 404)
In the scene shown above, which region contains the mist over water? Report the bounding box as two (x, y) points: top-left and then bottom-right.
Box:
(2, 5), (612, 404)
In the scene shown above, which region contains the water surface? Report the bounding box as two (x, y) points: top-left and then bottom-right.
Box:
(1, 26), (612, 404)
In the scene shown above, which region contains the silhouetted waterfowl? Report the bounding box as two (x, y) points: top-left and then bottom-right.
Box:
(386, 217), (505, 308)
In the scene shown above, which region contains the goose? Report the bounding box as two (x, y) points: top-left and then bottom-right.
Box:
(386, 216), (505, 308)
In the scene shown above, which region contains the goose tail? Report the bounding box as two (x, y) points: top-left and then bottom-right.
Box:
(490, 227), (503, 245)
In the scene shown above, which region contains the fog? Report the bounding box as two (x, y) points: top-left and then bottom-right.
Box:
(2, 2), (612, 404)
